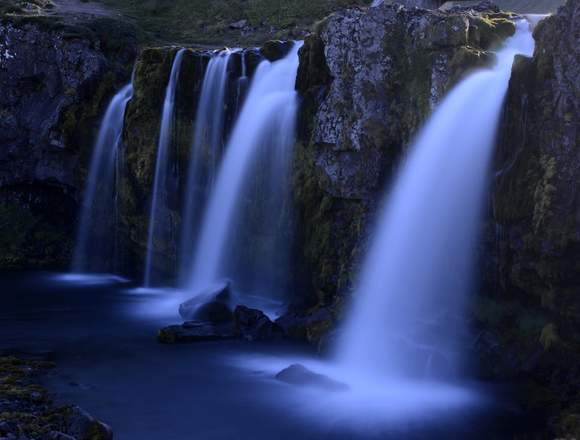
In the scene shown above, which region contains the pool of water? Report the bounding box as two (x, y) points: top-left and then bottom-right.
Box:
(0, 272), (534, 439)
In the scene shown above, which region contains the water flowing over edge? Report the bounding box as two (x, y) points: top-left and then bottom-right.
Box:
(179, 49), (235, 282)
(186, 42), (303, 300)
(335, 20), (536, 382)
(144, 49), (186, 287)
(71, 83), (133, 274)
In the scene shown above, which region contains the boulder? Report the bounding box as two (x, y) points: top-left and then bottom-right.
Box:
(275, 364), (349, 392)
(178, 281), (233, 321)
(260, 40), (294, 62)
(158, 321), (235, 344)
(234, 306), (284, 341)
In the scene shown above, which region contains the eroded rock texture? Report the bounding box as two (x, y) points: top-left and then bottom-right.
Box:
(293, 1), (514, 312)
(0, 14), (137, 269)
(480, 1), (580, 435)
(118, 47), (259, 279)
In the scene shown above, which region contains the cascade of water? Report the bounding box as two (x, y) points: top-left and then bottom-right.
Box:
(336, 22), (535, 380)
(235, 51), (250, 115)
(144, 49), (186, 287)
(71, 83), (133, 274)
(178, 49), (234, 281)
(186, 43), (302, 298)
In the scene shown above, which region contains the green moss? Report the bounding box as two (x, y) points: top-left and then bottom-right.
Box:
(92, 0), (370, 45)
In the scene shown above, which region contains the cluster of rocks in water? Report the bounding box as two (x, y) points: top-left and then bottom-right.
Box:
(0, 355), (111, 440)
(158, 283), (287, 344)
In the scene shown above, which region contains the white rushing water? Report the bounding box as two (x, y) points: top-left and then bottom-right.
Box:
(187, 43), (302, 296)
(179, 49), (234, 281)
(72, 83), (133, 274)
(336, 21), (535, 380)
(144, 49), (186, 287)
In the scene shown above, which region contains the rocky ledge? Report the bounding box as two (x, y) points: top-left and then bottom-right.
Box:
(0, 5), (138, 270)
(0, 356), (112, 440)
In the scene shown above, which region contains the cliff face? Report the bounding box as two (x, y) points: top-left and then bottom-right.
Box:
(293, 2), (514, 310)
(0, 13), (137, 269)
(293, 0), (579, 434)
(118, 46), (265, 280)
(479, 1), (580, 434)
(119, 47), (206, 278)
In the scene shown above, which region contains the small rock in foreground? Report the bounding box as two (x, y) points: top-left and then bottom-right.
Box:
(275, 364), (350, 392)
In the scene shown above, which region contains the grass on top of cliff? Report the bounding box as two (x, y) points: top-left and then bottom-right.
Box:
(94, 0), (370, 45)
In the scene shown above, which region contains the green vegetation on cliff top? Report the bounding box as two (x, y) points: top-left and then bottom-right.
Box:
(95, 0), (563, 45)
(94, 0), (371, 45)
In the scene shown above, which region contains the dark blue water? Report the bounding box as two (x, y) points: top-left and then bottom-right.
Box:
(0, 273), (534, 439)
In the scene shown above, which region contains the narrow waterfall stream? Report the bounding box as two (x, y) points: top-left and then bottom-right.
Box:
(71, 83), (133, 275)
(336, 21), (535, 380)
(187, 43), (302, 302)
(144, 49), (186, 287)
(179, 49), (234, 281)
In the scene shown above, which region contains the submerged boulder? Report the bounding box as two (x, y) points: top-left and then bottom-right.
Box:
(234, 306), (284, 341)
(275, 364), (349, 392)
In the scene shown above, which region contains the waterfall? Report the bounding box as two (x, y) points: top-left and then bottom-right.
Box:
(336, 22), (535, 380)
(71, 83), (133, 274)
(144, 49), (186, 287)
(179, 49), (234, 281)
(186, 43), (302, 299)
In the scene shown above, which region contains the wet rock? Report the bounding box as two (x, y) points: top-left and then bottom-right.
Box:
(234, 306), (284, 341)
(293, 0), (516, 312)
(476, 0), (580, 435)
(158, 322), (235, 344)
(260, 40), (294, 61)
(0, 14), (137, 270)
(66, 406), (112, 440)
(275, 364), (349, 392)
(0, 356), (112, 439)
(179, 281), (233, 322)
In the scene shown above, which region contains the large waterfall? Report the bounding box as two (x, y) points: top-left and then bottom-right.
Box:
(336, 21), (535, 380)
(187, 43), (302, 299)
(144, 49), (186, 287)
(71, 83), (133, 274)
(179, 49), (234, 281)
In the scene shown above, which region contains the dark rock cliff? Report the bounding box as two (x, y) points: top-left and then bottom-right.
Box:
(479, 0), (580, 435)
(293, 1), (515, 316)
(0, 12), (137, 269)
(293, 0), (579, 435)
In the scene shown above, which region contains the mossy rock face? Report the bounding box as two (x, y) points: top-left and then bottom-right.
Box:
(260, 40), (294, 61)
(479, 0), (580, 435)
(119, 47), (208, 280)
(0, 12), (138, 270)
(292, 2), (514, 321)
